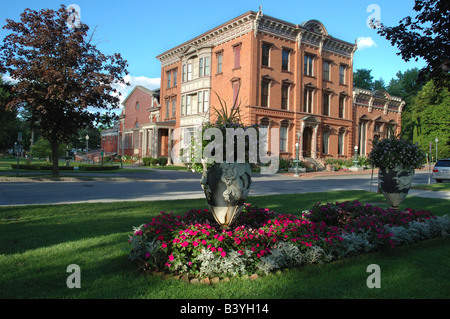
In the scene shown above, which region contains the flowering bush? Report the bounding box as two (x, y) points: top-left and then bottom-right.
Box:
(128, 201), (449, 278)
(368, 137), (426, 169)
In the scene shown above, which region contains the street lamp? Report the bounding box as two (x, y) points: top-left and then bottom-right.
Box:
(85, 134), (89, 163)
(353, 146), (359, 167)
(435, 137), (439, 162)
(294, 131), (301, 177)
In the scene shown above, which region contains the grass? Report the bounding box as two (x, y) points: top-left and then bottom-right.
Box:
(0, 190), (449, 299)
(0, 158), (190, 179)
(411, 183), (450, 191)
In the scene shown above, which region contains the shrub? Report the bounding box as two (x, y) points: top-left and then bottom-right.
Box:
(158, 157), (168, 166)
(278, 158), (293, 172)
(142, 157), (152, 166)
(13, 164), (73, 170)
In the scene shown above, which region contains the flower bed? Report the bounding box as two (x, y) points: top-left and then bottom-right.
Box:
(128, 201), (449, 279)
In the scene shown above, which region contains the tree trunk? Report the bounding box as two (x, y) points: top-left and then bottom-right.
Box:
(51, 138), (60, 176)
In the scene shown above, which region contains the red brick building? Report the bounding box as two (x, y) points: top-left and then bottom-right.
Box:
(103, 9), (404, 164)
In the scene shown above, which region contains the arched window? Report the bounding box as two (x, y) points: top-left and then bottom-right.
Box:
(135, 102), (140, 110)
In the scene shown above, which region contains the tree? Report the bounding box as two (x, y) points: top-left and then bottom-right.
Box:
(0, 76), (20, 152)
(386, 68), (423, 140)
(31, 138), (67, 161)
(377, 0), (450, 90)
(0, 5), (129, 175)
(372, 78), (386, 91)
(411, 80), (450, 159)
(353, 69), (374, 90)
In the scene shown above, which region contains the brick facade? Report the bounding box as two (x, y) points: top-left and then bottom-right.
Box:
(106, 9), (403, 164)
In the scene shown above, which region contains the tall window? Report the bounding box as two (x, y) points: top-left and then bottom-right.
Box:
(280, 126), (288, 152)
(303, 88), (313, 113)
(323, 93), (330, 116)
(261, 80), (270, 107)
(204, 57), (210, 76)
(198, 91), (203, 113)
(173, 70), (177, 86)
(186, 95), (192, 115)
(358, 121), (367, 156)
(167, 72), (171, 88)
(339, 65), (346, 84)
(217, 52), (223, 74)
(199, 58), (204, 77)
(282, 49), (290, 71)
(166, 99), (170, 118)
(172, 98), (176, 118)
(323, 61), (330, 81)
(281, 84), (289, 110)
(232, 81), (240, 107)
(234, 45), (241, 69)
(322, 129), (330, 154)
(339, 96), (345, 118)
(338, 130), (344, 155)
(198, 57), (210, 77)
(133, 128), (139, 149)
(182, 64), (186, 82)
(304, 55), (314, 76)
(187, 63), (192, 81)
(203, 90), (209, 113)
(181, 96), (186, 115)
(262, 44), (270, 67)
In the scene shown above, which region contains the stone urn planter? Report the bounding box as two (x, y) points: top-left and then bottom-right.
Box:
(369, 137), (426, 209)
(378, 166), (415, 209)
(200, 162), (252, 229)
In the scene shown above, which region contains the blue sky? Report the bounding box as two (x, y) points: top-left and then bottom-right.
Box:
(1, 0), (426, 101)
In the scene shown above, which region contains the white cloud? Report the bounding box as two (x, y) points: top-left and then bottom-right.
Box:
(1, 74), (18, 84)
(357, 37), (377, 50)
(113, 74), (161, 104)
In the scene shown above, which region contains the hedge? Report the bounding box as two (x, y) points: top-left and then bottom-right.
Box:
(12, 164), (120, 171)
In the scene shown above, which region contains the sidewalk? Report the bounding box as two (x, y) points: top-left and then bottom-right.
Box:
(282, 165), (434, 178)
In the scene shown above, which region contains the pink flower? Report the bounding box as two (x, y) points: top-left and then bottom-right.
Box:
(169, 255), (174, 261)
(181, 241), (189, 247)
(193, 241), (199, 247)
(161, 242), (167, 249)
(217, 235), (224, 242)
(221, 251), (226, 257)
(145, 252), (150, 258)
(201, 240), (207, 245)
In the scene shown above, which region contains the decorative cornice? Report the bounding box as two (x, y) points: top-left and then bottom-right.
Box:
(156, 10), (357, 67)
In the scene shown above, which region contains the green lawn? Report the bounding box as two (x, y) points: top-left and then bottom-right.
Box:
(0, 191), (449, 299)
(411, 183), (450, 191)
(0, 158), (190, 178)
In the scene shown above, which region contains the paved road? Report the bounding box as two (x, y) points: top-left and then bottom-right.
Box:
(0, 169), (448, 207)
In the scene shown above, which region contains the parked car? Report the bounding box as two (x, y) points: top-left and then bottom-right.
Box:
(432, 159), (450, 183)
